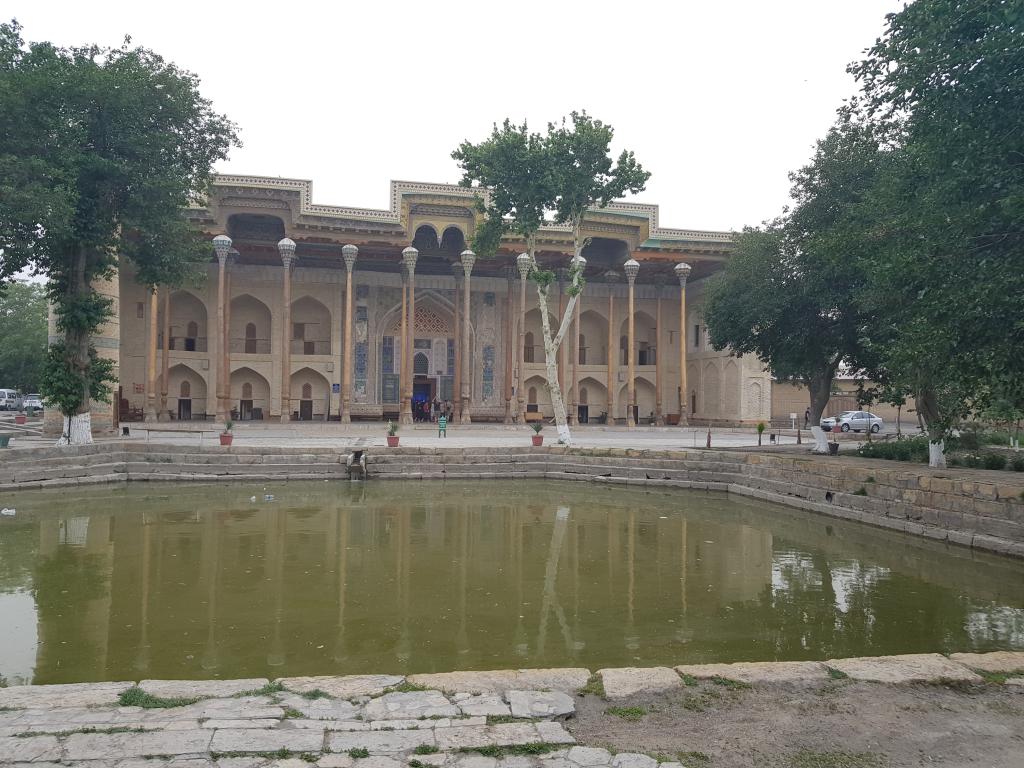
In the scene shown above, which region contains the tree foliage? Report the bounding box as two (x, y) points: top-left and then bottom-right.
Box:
(0, 280), (47, 392)
(0, 21), (239, 438)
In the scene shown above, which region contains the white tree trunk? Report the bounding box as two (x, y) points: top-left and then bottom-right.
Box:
(811, 425), (829, 454)
(57, 412), (93, 445)
(536, 283), (577, 445)
(928, 440), (946, 468)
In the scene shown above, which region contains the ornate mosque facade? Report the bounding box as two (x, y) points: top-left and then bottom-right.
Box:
(65, 175), (775, 433)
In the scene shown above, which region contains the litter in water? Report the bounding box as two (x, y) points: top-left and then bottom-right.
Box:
(0, 508), (15, 516)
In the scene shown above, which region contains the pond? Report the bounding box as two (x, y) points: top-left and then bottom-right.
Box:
(0, 480), (1022, 685)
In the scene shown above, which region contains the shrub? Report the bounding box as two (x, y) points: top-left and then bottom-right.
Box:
(982, 453), (1008, 471)
(856, 435), (929, 463)
(964, 454), (982, 468)
(1011, 455), (1024, 472)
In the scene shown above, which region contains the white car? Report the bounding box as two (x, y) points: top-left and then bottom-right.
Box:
(22, 394), (44, 411)
(821, 411), (883, 433)
(0, 389), (22, 411)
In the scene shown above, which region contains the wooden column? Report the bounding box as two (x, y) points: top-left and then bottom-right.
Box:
(459, 250), (475, 424)
(503, 270), (514, 424)
(224, 255), (233, 421)
(215, 254), (228, 422)
(655, 291), (664, 426)
(517, 255), (529, 421)
(145, 288), (158, 422)
(606, 288), (615, 423)
(452, 265), (462, 418)
(401, 247), (418, 425)
(571, 289), (581, 426)
(159, 288), (170, 420)
(625, 259), (639, 428)
(278, 238), (296, 422)
(341, 245), (357, 423)
(400, 267), (408, 420)
(675, 263), (692, 426)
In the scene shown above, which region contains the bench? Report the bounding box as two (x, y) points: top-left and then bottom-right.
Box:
(524, 411), (545, 423)
(131, 426), (224, 446)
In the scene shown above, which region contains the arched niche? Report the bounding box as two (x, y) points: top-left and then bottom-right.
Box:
(291, 296), (332, 355)
(579, 309), (608, 365)
(167, 363), (208, 420)
(619, 311), (658, 365)
(164, 290), (208, 352)
(231, 366), (271, 421)
(290, 367), (330, 421)
(231, 294), (273, 354)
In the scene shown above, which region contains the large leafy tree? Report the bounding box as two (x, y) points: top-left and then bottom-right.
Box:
(849, 0), (1024, 466)
(453, 112), (649, 444)
(0, 21), (238, 443)
(0, 280), (47, 392)
(704, 118), (880, 452)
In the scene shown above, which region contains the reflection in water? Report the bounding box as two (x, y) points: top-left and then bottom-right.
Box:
(0, 480), (1022, 684)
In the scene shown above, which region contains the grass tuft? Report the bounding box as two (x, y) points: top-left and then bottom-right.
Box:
(386, 680), (428, 693)
(459, 743), (563, 757)
(826, 667), (850, 680)
(300, 688), (332, 700)
(788, 749), (884, 767)
(975, 668), (1024, 685)
(118, 686), (199, 709)
(680, 673), (700, 687)
(605, 705), (647, 722)
(678, 751), (711, 764)
(282, 707), (304, 719)
(413, 744), (440, 754)
(578, 673), (606, 698)
(348, 747), (370, 758)
(710, 676), (751, 691)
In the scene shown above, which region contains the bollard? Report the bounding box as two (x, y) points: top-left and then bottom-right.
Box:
(796, 427), (802, 445)
(706, 427), (712, 448)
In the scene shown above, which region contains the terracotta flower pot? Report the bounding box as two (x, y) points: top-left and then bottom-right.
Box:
(14, 415), (27, 425)
(219, 433), (233, 446)
(387, 435), (399, 447)
(531, 435), (544, 447)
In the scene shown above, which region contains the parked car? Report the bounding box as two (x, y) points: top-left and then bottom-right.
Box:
(820, 410), (883, 433)
(0, 389), (22, 411)
(23, 394), (44, 411)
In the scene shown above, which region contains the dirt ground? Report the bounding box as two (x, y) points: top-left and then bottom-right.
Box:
(567, 678), (1024, 768)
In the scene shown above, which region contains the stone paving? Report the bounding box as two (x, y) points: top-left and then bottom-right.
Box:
(1, 653), (1022, 767)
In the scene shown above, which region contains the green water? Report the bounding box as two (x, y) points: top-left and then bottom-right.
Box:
(0, 480), (1021, 685)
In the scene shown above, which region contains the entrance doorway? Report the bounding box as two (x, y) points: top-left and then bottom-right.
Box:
(413, 378), (435, 421)
(299, 382), (313, 421)
(178, 381), (192, 420)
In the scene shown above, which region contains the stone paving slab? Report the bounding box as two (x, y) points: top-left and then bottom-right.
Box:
(0, 681), (134, 709)
(824, 653), (983, 684)
(597, 667), (682, 698)
(361, 691), (459, 720)
(327, 728), (435, 754)
(407, 668), (589, 694)
(208, 729), (325, 754)
(674, 660), (829, 685)
(139, 679), (270, 699)
(278, 694), (359, 721)
(507, 691), (575, 718)
(64, 729), (213, 760)
(0, 735), (61, 762)
(949, 651), (1024, 673)
(277, 675), (403, 699)
(452, 693), (510, 717)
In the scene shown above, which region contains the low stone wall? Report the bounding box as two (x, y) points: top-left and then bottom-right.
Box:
(1, 443), (1022, 558)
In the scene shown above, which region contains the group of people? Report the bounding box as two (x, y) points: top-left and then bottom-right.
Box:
(413, 398), (454, 423)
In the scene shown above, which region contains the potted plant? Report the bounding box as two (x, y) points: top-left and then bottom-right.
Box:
(386, 420), (400, 447)
(220, 419), (234, 446)
(14, 412), (27, 425)
(757, 421), (765, 446)
(531, 421), (544, 446)
(0, 433), (10, 448)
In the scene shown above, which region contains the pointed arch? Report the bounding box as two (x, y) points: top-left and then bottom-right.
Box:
(165, 290), (208, 352)
(290, 366), (330, 421)
(620, 311), (657, 365)
(703, 361), (720, 418)
(168, 363), (208, 420)
(723, 359), (741, 419)
(291, 295), (332, 355)
(230, 366), (271, 421)
(579, 310), (608, 365)
(231, 294), (273, 354)
(413, 224), (440, 251)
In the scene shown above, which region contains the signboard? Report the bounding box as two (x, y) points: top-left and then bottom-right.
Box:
(332, 383), (340, 394)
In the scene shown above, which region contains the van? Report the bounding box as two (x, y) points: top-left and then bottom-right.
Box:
(0, 390), (23, 411)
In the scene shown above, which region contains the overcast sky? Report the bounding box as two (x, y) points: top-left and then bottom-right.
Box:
(9, 0), (898, 233)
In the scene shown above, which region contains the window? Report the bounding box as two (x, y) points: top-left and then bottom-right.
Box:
(179, 381), (191, 398)
(137, 302), (145, 319)
(414, 352), (429, 376)
(579, 386), (588, 405)
(524, 332), (535, 363)
(293, 322), (305, 340)
(528, 386), (537, 405)
(242, 382), (253, 399)
(579, 334), (586, 365)
(187, 321), (198, 339)
(693, 324), (701, 348)
(245, 323), (257, 353)
(620, 335), (628, 365)
(301, 383), (312, 400)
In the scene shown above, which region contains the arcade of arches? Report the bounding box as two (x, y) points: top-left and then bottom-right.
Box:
(50, 176), (773, 434)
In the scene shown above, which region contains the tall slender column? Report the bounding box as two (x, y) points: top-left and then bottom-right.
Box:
(400, 266), (408, 418)
(624, 259), (639, 428)
(459, 249), (475, 424)
(212, 235), (232, 424)
(606, 280), (616, 423)
(159, 288), (170, 420)
(224, 250), (236, 420)
(341, 245), (358, 423)
(145, 288), (158, 422)
(401, 247), (418, 425)
(571, 283), (581, 426)
(655, 291), (664, 426)
(452, 264), (462, 418)
(503, 268), (514, 424)
(516, 253), (530, 421)
(278, 238), (297, 422)
(674, 263), (692, 425)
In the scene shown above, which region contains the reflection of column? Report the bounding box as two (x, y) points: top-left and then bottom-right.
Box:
(655, 291), (664, 426)
(504, 269), (514, 424)
(674, 263), (692, 426)
(401, 247), (418, 425)
(333, 506), (349, 663)
(624, 259), (639, 428)
(145, 288), (158, 422)
(160, 289), (170, 420)
(341, 245), (358, 423)
(459, 250), (475, 424)
(452, 264), (462, 416)
(267, 507), (287, 667)
(517, 254), (530, 421)
(278, 238), (296, 422)
(400, 266), (408, 418)
(212, 235), (232, 423)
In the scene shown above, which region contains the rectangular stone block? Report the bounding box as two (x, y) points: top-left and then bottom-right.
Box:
(825, 653), (982, 684)
(209, 728), (325, 754)
(598, 667), (682, 698)
(139, 679), (269, 699)
(0, 681), (134, 709)
(64, 729), (213, 760)
(674, 661), (828, 685)
(327, 728), (434, 753)
(0, 735), (61, 762)
(949, 651), (1024, 673)
(406, 668), (589, 694)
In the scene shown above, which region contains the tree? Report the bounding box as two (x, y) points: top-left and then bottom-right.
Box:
(704, 118), (880, 452)
(0, 21), (238, 443)
(453, 112), (649, 444)
(849, 0), (1024, 466)
(0, 280), (47, 392)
